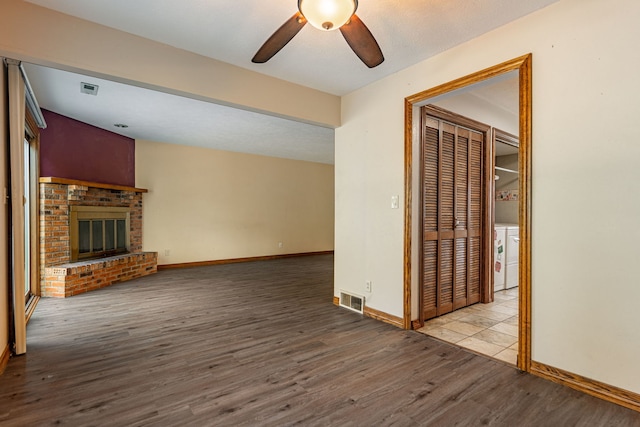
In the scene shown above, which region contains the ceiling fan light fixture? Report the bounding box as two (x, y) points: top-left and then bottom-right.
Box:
(298, 0), (358, 31)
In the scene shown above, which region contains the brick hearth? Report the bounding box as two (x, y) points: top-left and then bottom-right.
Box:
(39, 177), (157, 297)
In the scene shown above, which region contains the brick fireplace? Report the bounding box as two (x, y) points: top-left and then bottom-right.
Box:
(39, 177), (157, 297)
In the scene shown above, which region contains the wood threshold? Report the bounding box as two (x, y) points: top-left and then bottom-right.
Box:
(0, 343), (9, 375)
(25, 295), (40, 325)
(39, 177), (148, 193)
(531, 361), (640, 413)
(158, 251), (334, 270)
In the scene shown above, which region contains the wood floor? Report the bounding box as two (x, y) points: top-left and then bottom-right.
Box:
(1, 254), (638, 426)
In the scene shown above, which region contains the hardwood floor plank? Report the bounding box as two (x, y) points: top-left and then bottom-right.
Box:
(0, 255), (638, 426)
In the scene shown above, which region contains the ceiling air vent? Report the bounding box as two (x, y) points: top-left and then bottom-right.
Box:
(339, 290), (364, 314)
(80, 82), (99, 96)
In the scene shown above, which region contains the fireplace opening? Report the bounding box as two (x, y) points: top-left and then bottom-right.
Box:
(70, 206), (130, 261)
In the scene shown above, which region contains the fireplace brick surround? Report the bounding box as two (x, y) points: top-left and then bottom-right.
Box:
(39, 177), (157, 297)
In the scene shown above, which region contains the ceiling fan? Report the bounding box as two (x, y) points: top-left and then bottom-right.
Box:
(252, 0), (384, 68)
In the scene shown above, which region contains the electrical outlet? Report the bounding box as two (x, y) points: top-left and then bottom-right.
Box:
(278, 242), (283, 248)
(164, 249), (170, 256)
(365, 280), (372, 292)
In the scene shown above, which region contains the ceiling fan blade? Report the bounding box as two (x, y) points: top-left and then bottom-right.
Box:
(252, 12), (307, 63)
(339, 14), (384, 68)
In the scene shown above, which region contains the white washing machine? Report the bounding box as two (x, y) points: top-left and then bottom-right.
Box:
(494, 224), (519, 291)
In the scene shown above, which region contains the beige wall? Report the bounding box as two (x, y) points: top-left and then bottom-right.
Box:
(135, 140), (334, 265)
(0, 61), (9, 355)
(336, 0), (640, 394)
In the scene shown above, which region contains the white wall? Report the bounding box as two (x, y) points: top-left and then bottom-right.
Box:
(335, 0), (640, 394)
(136, 140), (334, 265)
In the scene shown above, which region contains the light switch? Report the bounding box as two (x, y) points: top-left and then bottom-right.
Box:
(391, 195), (399, 209)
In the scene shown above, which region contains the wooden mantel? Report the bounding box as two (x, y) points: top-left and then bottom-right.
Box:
(39, 177), (148, 193)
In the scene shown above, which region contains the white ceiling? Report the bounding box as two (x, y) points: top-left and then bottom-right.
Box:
(22, 0), (559, 164)
(23, 63), (336, 164)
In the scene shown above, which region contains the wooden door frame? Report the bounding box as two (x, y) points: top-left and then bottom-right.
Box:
(403, 54), (532, 372)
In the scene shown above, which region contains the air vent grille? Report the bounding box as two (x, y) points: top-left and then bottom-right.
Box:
(339, 290), (364, 314)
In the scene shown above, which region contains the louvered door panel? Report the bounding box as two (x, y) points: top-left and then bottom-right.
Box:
(456, 132), (469, 230)
(422, 118), (440, 319)
(441, 128), (455, 232)
(421, 108), (485, 321)
(469, 237), (481, 302)
(424, 121), (439, 233)
(422, 240), (438, 319)
(454, 238), (468, 303)
(467, 132), (483, 305)
(470, 135), (483, 230)
(440, 239), (454, 313)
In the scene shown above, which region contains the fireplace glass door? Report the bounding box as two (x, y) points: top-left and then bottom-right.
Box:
(78, 219), (127, 256)
(70, 206), (130, 261)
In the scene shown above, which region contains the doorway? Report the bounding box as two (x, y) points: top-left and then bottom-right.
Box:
(403, 55), (532, 372)
(417, 105), (520, 364)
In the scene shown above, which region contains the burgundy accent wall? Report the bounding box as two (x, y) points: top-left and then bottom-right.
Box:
(40, 110), (135, 187)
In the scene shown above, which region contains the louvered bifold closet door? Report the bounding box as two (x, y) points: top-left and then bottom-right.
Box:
(422, 115), (483, 321)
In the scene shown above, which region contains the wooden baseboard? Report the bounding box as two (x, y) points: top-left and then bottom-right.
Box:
(0, 343), (10, 375)
(333, 296), (339, 306)
(363, 306), (404, 329)
(158, 251), (334, 270)
(531, 360), (640, 412)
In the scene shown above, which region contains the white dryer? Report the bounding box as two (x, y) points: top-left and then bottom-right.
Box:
(505, 226), (519, 289)
(493, 225), (507, 291)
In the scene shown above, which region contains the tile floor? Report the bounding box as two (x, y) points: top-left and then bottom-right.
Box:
(417, 287), (519, 365)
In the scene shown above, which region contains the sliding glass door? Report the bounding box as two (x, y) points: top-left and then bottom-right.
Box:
(23, 132), (39, 314)
(24, 138), (31, 299)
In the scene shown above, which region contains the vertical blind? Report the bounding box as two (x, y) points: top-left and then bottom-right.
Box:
(6, 58), (27, 355)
